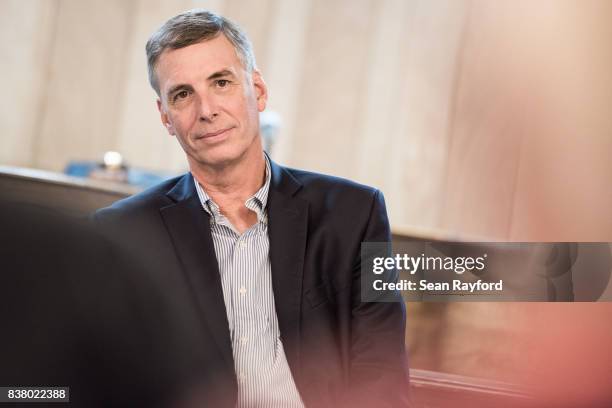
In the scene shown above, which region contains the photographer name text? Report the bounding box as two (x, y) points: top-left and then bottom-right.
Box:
(373, 279), (504, 292)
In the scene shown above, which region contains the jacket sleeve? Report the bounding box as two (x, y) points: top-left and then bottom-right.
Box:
(346, 189), (411, 407)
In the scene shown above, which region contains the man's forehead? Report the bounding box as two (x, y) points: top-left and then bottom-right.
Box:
(156, 36), (243, 92)
(158, 36), (240, 72)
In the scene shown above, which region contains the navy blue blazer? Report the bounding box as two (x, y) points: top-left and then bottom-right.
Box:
(95, 159), (410, 407)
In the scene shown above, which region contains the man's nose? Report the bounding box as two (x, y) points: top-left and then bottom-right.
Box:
(196, 93), (218, 122)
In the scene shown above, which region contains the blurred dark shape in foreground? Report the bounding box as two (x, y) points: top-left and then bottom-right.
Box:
(0, 200), (234, 407)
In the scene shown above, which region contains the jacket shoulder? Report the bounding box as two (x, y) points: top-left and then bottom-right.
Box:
(94, 174), (186, 220)
(285, 166), (378, 198)
(279, 165), (384, 223)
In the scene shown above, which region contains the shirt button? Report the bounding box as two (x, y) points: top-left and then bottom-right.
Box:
(238, 372), (246, 382)
(239, 286), (247, 296)
(240, 336), (248, 345)
(239, 241), (247, 248)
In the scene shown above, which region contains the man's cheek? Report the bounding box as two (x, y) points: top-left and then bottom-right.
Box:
(173, 114), (196, 137)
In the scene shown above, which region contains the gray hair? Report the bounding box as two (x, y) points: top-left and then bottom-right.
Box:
(146, 9), (256, 96)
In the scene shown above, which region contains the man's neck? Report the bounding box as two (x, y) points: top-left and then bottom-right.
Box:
(189, 148), (267, 233)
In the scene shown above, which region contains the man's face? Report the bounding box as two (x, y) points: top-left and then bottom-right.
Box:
(155, 35), (267, 168)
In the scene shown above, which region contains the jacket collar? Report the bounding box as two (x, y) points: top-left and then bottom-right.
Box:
(268, 154), (303, 197)
(166, 172), (197, 203)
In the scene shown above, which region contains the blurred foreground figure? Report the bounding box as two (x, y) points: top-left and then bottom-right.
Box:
(0, 201), (235, 407)
(518, 303), (612, 408)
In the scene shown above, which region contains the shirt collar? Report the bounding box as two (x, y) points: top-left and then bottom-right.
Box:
(194, 155), (271, 225)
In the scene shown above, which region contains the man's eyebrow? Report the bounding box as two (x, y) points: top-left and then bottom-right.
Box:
(207, 69), (235, 80)
(166, 84), (193, 99)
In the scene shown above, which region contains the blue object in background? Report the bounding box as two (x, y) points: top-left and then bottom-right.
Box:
(65, 161), (177, 190)
(65, 161), (96, 178)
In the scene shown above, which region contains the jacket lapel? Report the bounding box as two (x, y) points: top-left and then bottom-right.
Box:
(267, 160), (309, 382)
(159, 174), (234, 369)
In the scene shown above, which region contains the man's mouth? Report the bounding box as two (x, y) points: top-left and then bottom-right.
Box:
(197, 127), (232, 139)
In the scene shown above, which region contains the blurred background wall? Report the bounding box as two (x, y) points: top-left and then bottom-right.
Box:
(2, 0), (612, 391)
(2, 0), (612, 240)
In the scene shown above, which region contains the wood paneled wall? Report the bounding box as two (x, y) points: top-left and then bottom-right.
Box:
(2, 0), (611, 239)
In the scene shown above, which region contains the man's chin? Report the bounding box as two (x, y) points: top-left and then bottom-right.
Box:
(186, 137), (261, 171)
(189, 149), (245, 170)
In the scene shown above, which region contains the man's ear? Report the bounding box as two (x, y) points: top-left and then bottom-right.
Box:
(252, 70), (268, 112)
(157, 98), (175, 136)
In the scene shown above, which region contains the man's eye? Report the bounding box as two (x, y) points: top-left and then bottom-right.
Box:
(216, 79), (230, 88)
(174, 90), (190, 101)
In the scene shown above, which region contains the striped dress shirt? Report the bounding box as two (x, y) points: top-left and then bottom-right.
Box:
(194, 158), (304, 408)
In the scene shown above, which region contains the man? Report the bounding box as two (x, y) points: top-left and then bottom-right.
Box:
(96, 9), (409, 407)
